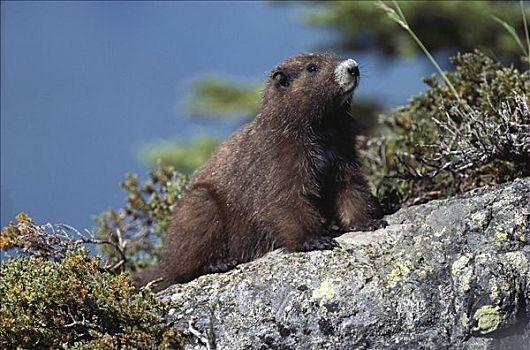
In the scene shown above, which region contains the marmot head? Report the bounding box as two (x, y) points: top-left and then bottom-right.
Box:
(261, 53), (360, 118)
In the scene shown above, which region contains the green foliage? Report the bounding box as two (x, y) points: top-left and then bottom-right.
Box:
(142, 136), (220, 173)
(304, 1), (530, 66)
(0, 215), (183, 349)
(143, 77), (258, 171)
(94, 165), (189, 272)
(365, 51), (530, 212)
(188, 76), (262, 119)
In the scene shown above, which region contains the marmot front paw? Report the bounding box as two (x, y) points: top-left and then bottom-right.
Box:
(206, 259), (239, 273)
(298, 235), (339, 251)
(348, 218), (388, 232)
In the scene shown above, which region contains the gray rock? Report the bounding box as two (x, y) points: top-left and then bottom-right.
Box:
(158, 178), (530, 350)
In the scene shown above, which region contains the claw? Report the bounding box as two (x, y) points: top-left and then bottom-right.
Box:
(206, 259), (238, 273)
(348, 218), (388, 232)
(299, 236), (339, 251)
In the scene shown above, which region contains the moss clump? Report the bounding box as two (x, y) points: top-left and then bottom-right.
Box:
(363, 51), (530, 212)
(0, 215), (184, 349)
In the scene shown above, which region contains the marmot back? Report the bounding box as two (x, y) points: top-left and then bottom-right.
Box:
(133, 53), (385, 291)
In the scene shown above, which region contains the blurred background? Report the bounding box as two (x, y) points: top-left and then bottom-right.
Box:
(1, 1), (527, 231)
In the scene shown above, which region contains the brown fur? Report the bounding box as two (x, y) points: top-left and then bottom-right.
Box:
(133, 53), (384, 291)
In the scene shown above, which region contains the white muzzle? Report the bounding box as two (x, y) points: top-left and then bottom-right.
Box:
(334, 59), (359, 93)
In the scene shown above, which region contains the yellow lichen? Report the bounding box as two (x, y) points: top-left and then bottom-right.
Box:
(490, 279), (513, 303)
(452, 254), (471, 273)
(417, 270), (428, 279)
(501, 281), (511, 293)
(434, 227), (447, 238)
(311, 279), (336, 301)
(503, 251), (529, 273)
(451, 254), (473, 293)
(515, 215), (526, 226)
(490, 280), (499, 301)
(414, 235), (424, 244)
(472, 305), (502, 334)
(496, 232), (508, 239)
(471, 211), (487, 229)
(461, 313), (469, 328)
(387, 261), (411, 288)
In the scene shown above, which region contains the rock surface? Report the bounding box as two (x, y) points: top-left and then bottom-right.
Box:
(158, 178), (530, 350)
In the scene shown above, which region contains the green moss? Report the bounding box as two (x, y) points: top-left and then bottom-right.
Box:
(472, 305), (502, 334)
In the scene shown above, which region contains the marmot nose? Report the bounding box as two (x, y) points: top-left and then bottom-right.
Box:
(347, 65), (359, 77)
(334, 58), (360, 90)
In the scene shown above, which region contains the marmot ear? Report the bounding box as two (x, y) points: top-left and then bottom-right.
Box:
(272, 71), (289, 89)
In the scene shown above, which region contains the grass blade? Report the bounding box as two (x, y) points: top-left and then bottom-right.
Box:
(377, 1), (459, 99)
(521, 0), (530, 64)
(492, 15), (528, 56)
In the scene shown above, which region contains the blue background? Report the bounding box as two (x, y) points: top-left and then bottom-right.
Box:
(1, 1), (429, 231)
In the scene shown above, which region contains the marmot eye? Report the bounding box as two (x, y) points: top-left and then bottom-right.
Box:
(272, 71), (289, 89)
(306, 64), (319, 73)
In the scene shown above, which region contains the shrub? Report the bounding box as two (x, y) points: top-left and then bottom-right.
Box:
(0, 214), (183, 349)
(94, 165), (189, 272)
(364, 50), (530, 212)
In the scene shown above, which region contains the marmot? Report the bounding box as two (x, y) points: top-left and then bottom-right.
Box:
(134, 53), (385, 291)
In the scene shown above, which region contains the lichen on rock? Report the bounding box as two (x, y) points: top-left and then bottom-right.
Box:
(473, 305), (502, 335)
(158, 178), (530, 349)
